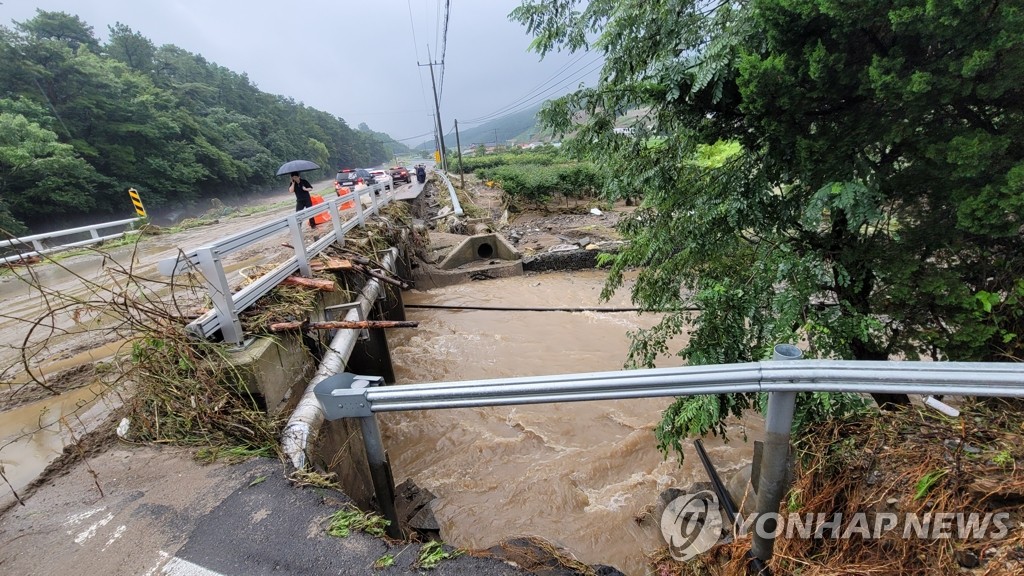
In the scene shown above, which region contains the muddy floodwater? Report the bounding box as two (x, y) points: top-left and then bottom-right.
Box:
(384, 270), (760, 576)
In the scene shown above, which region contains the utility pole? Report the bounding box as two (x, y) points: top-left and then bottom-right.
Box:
(418, 47), (447, 172)
(454, 119), (465, 190)
(492, 129), (499, 148)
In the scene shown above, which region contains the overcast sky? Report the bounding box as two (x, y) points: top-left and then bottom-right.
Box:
(3, 0), (602, 144)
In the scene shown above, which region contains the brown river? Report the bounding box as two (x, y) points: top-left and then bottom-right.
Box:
(0, 261), (759, 574)
(384, 270), (760, 576)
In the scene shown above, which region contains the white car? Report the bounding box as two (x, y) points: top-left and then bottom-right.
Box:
(369, 170), (393, 193)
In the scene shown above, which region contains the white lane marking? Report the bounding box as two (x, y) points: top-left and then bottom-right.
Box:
(63, 507), (106, 530)
(102, 524), (127, 551)
(162, 557), (227, 576)
(143, 551), (171, 576)
(74, 512), (114, 544)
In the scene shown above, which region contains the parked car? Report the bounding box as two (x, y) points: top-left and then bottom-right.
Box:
(336, 168), (375, 189)
(389, 166), (411, 184)
(369, 169), (393, 192)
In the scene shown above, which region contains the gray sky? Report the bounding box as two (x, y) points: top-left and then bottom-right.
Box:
(3, 0), (602, 144)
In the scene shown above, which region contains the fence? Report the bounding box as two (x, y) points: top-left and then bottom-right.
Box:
(1, 217), (142, 264)
(158, 183), (391, 344)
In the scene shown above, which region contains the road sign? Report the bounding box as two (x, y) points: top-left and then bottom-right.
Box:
(128, 188), (146, 217)
(434, 150), (441, 164)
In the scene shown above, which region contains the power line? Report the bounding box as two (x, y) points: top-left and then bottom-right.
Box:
(462, 55), (604, 125)
(460, 52), (599, 124)
(407, 0), (433, 134)
(438, 0), (450, 99)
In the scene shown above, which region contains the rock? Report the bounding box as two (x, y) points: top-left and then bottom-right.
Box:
(944, 438), (981, 454)
(575, 236), (592, 247)
(585, 243), (599, 250)
(548, 244), (579, 253)
(394, 478), (437, 536)
(956, 550), (980, 568)
(590, 208), (603, 216)
(886, 497), (899, 506)
(724, 464), (757, 515)
(409, 503), (440, 532)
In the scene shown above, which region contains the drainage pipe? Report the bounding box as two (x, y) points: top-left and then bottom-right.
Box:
(281, 247), (398, 470)
(433, 170), (464, 217)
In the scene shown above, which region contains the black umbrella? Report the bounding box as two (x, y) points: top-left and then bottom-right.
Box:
(276, 159), (320, 176)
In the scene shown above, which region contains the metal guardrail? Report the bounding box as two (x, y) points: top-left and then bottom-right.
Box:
(322, 359), (1024, 413)
(315, 356), (1024, 563)
(159, 184), (392, 344)
(433, 169), (464, 217)
(1, 217), (142, 264)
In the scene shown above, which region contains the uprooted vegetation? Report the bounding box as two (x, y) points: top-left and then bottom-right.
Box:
(0, 201), (424, 500)
(654, 400), (1024, 576)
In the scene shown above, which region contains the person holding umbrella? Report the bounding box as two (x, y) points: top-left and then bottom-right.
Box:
(289, 172), (316, 229)
(277, 160), (321, 229)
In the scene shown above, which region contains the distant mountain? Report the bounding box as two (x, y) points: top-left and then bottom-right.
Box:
(358, 123), (411, 156)
(415, 103), (550, 150)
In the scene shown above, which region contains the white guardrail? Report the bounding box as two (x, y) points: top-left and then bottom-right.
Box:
(1, 217), (142, 264)
(158, 183), (392, 344)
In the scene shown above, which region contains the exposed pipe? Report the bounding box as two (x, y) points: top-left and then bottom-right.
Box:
(433, 170), (464, 217)
(694, 439), (770, 575)
(281, 247), (398, 470)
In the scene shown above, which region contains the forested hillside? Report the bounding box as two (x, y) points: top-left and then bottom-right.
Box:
(0, 10), (390, 234)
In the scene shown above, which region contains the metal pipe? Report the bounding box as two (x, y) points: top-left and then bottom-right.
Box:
(694, 439), (769, 575)
(433, 170), (464, 216)
(358, 414), (402, 539)
(751, 344), (802, 564)
(281, 248), (398, 469)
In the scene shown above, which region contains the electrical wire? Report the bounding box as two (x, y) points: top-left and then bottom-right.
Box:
(460, 52), (600, 124)
(461, 55), (604, 125)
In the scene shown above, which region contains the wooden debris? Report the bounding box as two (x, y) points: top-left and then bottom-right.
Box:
(269, 319), (419, 332)
(311, 258), (354, 272)
(281, 276), (336, 291)
(4, 255), (41, 267)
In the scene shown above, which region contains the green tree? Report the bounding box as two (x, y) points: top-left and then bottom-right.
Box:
(513, 0), (1024, 450)
(0, 110), (99, 225)
(105, 22), (155, 73)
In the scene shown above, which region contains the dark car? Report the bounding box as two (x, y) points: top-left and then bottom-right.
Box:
(389, 166), (411, 184)
(336, 168), (376, 188)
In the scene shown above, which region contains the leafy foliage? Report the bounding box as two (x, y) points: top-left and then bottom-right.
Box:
(513, 0), (1024, 450)
(0, 10), (390, 231)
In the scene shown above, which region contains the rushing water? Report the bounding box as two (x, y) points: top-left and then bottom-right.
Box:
(384, 270), (760, 576)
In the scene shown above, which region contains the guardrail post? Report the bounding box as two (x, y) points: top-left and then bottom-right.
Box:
(314, 373), (402, 539)
(195, 246), (243, 344)
(370, 184), (380, 214)
(751, 343), (803, 566)
(286, 214), (312, 277)
(327, 197), (344, 246)
(354, 189), (365, 226)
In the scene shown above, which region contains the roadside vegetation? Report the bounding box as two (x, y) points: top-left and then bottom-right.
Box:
(0, 11), (391, 236)
(513, 0), (1023, 573)
(452, 146), (604, 207)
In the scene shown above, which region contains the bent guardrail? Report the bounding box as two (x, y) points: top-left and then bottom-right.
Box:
(159, 184), (390, 344)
